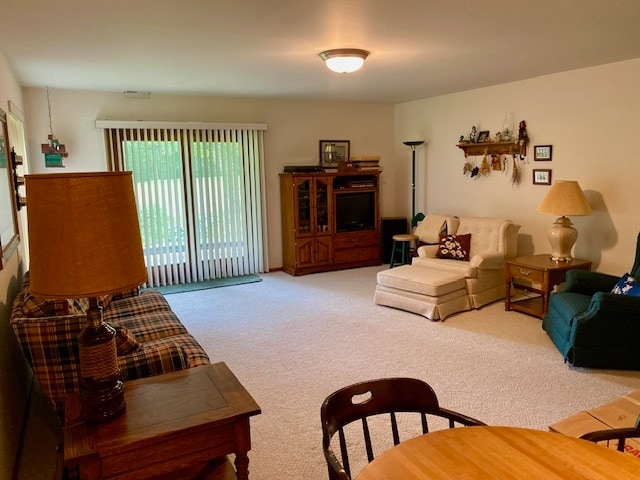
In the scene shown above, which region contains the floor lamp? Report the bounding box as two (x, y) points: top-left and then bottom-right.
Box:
(403, 140), (425, 223)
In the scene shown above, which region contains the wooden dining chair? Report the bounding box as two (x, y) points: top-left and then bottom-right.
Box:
(579, 415), (640, 452)
(320, 377), (485, 480)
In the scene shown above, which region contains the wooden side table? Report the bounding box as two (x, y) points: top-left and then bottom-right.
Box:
(505, 254), (591, 318)
(64, 363), (261, 480)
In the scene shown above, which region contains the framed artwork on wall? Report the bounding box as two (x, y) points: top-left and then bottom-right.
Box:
(534, 145), (552, 161)
(533, 169), (552, 185)
(319, 140), (350, 167)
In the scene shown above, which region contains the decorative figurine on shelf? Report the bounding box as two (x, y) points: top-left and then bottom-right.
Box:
(470, 126), (477, 143)
(518, 120), (528, 142)
(518, 120), (528, 159)
(502, 113), (514, 141)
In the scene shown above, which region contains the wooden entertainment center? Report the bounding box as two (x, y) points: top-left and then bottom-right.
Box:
(280, 170), (381, 275)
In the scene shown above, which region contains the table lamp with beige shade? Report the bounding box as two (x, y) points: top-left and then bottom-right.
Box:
(25, 171), (147, 422)
(536, 180), (592, 262)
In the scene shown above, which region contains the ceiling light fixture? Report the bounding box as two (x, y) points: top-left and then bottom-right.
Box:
(319, 48), (370, 73)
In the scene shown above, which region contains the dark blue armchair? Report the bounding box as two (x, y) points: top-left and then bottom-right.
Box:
(542, 232), (640, 369)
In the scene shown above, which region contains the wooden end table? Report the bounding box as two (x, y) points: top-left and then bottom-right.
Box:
(505, 254), (591, 318)
(64, 363), (261, 480)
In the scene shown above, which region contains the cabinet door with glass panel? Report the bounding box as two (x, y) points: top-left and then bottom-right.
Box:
(292, 175), (332, 266)
(292, 176), (332, 235)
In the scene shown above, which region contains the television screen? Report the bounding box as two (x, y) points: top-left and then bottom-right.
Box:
(335, 193), (375, 232)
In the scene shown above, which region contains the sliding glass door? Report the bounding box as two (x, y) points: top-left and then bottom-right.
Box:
(101, 123), (266, 287)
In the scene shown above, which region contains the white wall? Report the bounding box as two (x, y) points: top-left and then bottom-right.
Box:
(394, 58), (640, 274)
(22, 89), (395, 270)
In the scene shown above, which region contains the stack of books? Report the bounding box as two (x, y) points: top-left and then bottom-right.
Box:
(350, 155), (380, 170)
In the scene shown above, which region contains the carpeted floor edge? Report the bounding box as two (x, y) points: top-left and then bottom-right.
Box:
(152, 274), (262, 295)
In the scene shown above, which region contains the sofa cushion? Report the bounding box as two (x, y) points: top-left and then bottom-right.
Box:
(109, 309), (188, 343)
(117, 334), (210, 381)
(22, 293), (76, 317)
(104, 289), (172, 319)
(611, 273), (640, 297)
(377, 265), (465, 296)
(414, 215), (448, 244)
(412, 256), (477, 277)
(455, 217), (517, 258)
(10, 313), (86, 415)
(437, 233), (471, 261)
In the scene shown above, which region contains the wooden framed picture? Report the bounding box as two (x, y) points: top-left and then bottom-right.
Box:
(533, 169), (552, 185)
(534, 145), (552, 161)
(319, 140), (350, 166)
(476, 130), (489, 143)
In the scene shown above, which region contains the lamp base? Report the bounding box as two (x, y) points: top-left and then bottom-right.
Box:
(78, 300), (126, 422)
(547, 216), (578, 262)
(79, 376), (125, 422)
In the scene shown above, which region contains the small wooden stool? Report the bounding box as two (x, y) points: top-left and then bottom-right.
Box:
(389, 234), (418, 268)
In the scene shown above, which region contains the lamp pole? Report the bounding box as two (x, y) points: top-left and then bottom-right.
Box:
(403, 141), (425, 222)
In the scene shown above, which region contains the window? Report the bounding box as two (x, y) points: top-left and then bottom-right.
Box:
(100, 122), (267, 287)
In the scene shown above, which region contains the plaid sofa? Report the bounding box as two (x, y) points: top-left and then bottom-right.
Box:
(10, 273), (210, 418)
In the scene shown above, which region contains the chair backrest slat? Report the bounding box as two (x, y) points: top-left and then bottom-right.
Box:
(362, 417), (374, 462)
(338, 428), (351, 478)
(390, 412), (400, 445)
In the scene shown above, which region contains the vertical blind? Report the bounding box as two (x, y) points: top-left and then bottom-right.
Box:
(98, 121), (268, 288)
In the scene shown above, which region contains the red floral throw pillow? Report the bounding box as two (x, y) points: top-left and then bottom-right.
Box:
(436, 233), (471, 261)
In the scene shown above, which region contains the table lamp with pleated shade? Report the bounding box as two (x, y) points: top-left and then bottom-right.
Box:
(536, 180), (592, 262)
(26, 171), (147, 422)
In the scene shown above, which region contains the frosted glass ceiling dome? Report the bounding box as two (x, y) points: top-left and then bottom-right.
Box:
(319, 49), (370, 73)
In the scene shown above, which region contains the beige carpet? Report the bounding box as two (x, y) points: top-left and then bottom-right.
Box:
(166, 265), (640, 479)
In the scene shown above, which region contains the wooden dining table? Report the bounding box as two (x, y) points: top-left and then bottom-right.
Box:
(355, 426), (640, 479)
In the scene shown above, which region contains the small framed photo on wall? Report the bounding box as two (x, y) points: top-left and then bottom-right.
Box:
(534, 145), (552, 161)
(533, 169), (552, 185)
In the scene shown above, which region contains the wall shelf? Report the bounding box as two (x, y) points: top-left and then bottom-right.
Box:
(456, 140), (527, 158)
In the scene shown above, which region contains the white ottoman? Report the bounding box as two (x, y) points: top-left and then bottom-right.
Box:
(374, 265), (470, 321)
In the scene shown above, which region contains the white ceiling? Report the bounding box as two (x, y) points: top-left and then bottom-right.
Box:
(1, 0), (640, 104)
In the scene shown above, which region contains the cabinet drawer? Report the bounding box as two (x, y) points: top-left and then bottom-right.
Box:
(509, 264), (544, 283)
(334, 231), (379, 250)
(334, 246), (380, 264)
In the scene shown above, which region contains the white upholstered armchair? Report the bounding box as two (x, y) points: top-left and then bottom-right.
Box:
(412, 216), (520, 308)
